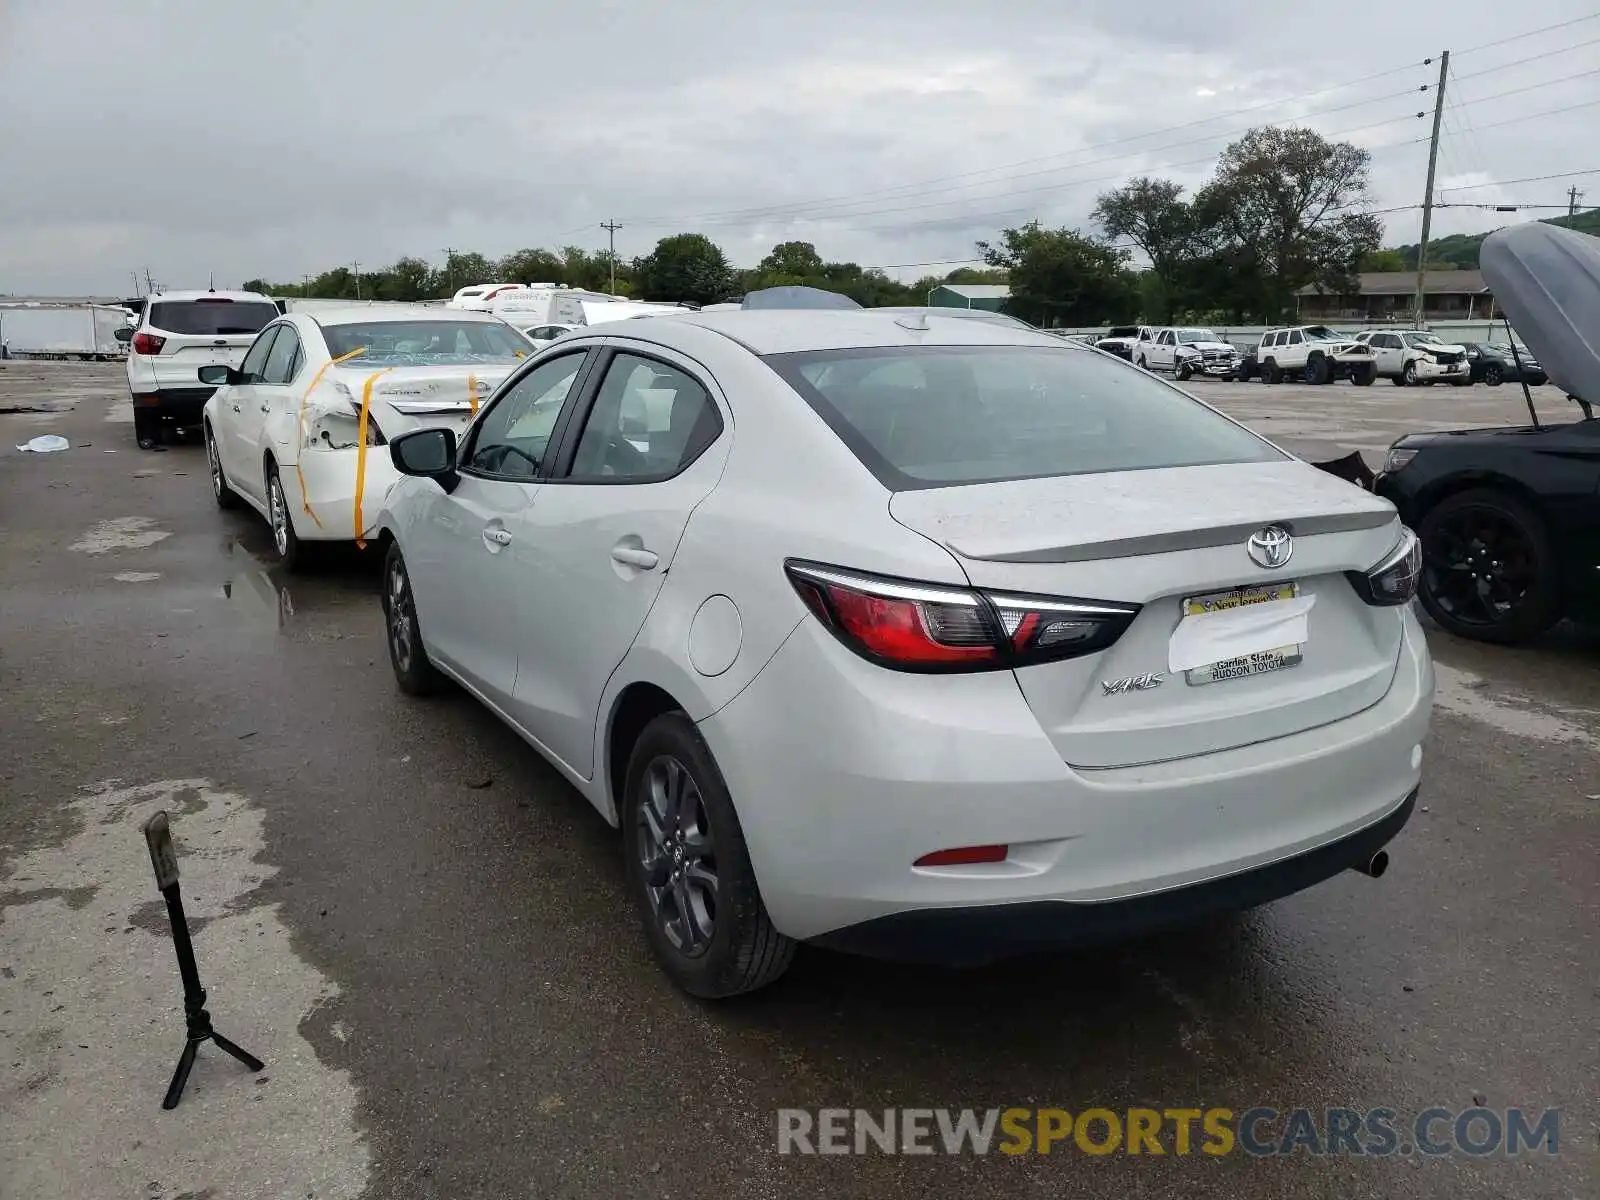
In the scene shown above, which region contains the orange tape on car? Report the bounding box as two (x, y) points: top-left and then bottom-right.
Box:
(468, 373), (479, 416)
(294, 345), (368, 530)
(352, 367), (394, 549)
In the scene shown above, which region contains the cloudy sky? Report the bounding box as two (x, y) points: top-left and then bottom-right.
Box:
(2, 0), (1596, 295)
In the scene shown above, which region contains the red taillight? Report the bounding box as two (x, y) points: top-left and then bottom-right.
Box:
(131, 332), (166, 355)
(784, 561), (1138, 673)
(915, 845), (1009, 867)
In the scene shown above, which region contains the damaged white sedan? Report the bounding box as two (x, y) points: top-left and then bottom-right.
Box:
(200, 306), (533, 568)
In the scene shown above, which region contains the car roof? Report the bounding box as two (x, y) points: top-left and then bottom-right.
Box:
(645, 309), (1073, 355)
(147, 289), (273, 303)
(308, 305), (505, 327)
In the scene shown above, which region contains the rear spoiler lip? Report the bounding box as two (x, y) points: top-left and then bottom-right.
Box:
(948, 508), (1394, 564)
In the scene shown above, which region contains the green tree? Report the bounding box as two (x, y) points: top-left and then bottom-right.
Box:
(1091, 177), (1196, 322)
(632, 233), (734, 304)
(1359, 248), (1407, 272)
(942, 266), (1008, 285)
(442, 251), (494, 294)
(977, 222), (1138, 326)
(498, 247), (566, 286)
(757, 241), (826, 279)
(1193, 126), (1381, 322)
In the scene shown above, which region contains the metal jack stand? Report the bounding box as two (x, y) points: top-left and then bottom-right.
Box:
(141, 811), (264, 1110)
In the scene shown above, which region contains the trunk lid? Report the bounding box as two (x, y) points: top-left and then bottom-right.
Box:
(889, 460), (1406, 768)
(332, 362), (520, 437)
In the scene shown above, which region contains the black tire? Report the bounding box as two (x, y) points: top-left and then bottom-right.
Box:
(382, 542), (446, 695)
(1417, 488), (1562, 645)
(1306, 354), (1330, 385)
(1402, 360), (1420, 386)
(264, 461), (309, 572)
(1176, 362), (1192, 381)
(1264, 358), (1282, 384)
(622, 713), (795, 998)
(1351, 363), (1376, 387)
(134, 409), (164, 450)
(1238, 360), (1256, 382)
(1483, 364), (1504, 386)
(204, 421), (241, 509)
(1389, 373), (1408, 387)
(1135, 355), (1148, 370)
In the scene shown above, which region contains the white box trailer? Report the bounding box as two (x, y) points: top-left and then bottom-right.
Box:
(0, 304), (131, 359)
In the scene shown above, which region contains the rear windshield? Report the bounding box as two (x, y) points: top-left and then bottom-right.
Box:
(321, 320), (530, 366)
(766, 345), (1281, 490)
(148, 300), (278, 336)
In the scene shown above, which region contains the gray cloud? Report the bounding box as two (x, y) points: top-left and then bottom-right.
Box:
(1, 0), (1595, 293)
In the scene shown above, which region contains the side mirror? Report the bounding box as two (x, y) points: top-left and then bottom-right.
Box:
(113, 326), (134, 343)
(390, 428), (458, 491)
(198, 364), (241, 385)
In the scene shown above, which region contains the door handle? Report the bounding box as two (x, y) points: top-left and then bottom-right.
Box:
(611, 546), (659, 570)
(482, 527), (513, 549)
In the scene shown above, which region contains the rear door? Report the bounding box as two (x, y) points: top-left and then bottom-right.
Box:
(507, 346), (730, 777)
(147, 298), (280, 389)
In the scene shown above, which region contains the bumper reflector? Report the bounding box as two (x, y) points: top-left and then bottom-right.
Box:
(914, 845), (1008, 867)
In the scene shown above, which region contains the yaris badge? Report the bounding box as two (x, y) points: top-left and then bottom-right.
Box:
(1247, 525), (1294, 569)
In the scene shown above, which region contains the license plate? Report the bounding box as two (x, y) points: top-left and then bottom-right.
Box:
(1181, 582), (1303, 686)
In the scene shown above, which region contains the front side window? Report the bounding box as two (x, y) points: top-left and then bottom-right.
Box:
(239, 327), (281, 382)
(463, 352), (587, 480)
(767, 345), (1281, 491)
(322, 320), (531, 367)
(568, 354), (722, 481)
(261, 327), (302, 385)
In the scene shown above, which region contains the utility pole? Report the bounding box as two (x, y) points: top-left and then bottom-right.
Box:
(352, 262), (362, 301)
(600, 220), (623, 295)
(1412, 50), (1449, 329)
(302, 273), (313, 297)
(441, 248), (456, 292)
(1568, 186), (1584, 217)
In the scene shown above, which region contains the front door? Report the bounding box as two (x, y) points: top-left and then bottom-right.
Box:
(219, 326), (279, 494)
(404, 350), (591, 709)
(508, 347), (730, 777)
(240, 324), (304, 504)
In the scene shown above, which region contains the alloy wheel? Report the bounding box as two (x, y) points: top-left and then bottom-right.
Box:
(206, 429), (223, 498)
(386, 557), (414, 673)
(635, 754), (718, 958)
(268, 476), (289, 557)
(1422, 505), (1538, 630)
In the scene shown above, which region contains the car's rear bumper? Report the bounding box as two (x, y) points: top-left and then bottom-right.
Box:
(131, 387), (215, 423)
(814, 787), (1415, 963)
(699, 606), (1433, 952)
(281, 447), (398, 543)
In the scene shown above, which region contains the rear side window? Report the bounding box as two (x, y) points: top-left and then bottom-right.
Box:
(147, 300), (279, 336)
(767, 346), (1280, 490)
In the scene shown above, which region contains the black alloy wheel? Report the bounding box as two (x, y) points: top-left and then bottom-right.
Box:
(1417, 489), (1562, 644)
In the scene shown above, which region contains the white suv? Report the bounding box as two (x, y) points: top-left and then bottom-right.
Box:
(124, 290), (281, 449)
(1244, 326), (1376, 386)
(1352, 330), (1471, 386)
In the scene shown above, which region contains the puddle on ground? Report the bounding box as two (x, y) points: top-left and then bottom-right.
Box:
(219, 541), (295, 630)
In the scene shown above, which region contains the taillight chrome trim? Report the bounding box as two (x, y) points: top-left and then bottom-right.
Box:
(981, 592), (1138, 619)
(1346, 526), (1422, 607)
(785, 561), (983, 608)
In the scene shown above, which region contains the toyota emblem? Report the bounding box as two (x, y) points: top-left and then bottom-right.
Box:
(1246, 525), (1294, 569)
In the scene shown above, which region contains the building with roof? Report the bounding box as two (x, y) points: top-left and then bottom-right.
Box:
(928, 283), (1011, 312)
(1296, 270), (1492, 323)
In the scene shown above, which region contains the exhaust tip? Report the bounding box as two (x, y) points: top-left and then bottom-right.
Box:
(1351, 849), (1389, 879)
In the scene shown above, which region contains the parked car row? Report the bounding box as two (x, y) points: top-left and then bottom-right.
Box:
(178, 296), (1437, 996)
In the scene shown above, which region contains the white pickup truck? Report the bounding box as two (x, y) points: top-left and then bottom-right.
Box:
(1352, 329), (1471, 386)
(1134, 327), (1241, 381)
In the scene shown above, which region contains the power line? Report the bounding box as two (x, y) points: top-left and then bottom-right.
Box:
(1467, 96), (1600, 132)
(1451, 66), (1600, 108)
(1441, 167), (1600, 192)
(1455, 11), (1600, 55)
(615, 75), (1439, 228)
(1451, 34), (1600, 81)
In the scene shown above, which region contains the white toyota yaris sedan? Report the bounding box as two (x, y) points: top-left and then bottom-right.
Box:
(374, 310), (1434, 997)
(201, 306), (533, 568)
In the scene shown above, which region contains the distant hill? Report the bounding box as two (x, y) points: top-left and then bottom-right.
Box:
(1386, 209), (1600, 270)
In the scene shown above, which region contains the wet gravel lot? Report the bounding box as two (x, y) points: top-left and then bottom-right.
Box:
(2, 362), (1596, 1199)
